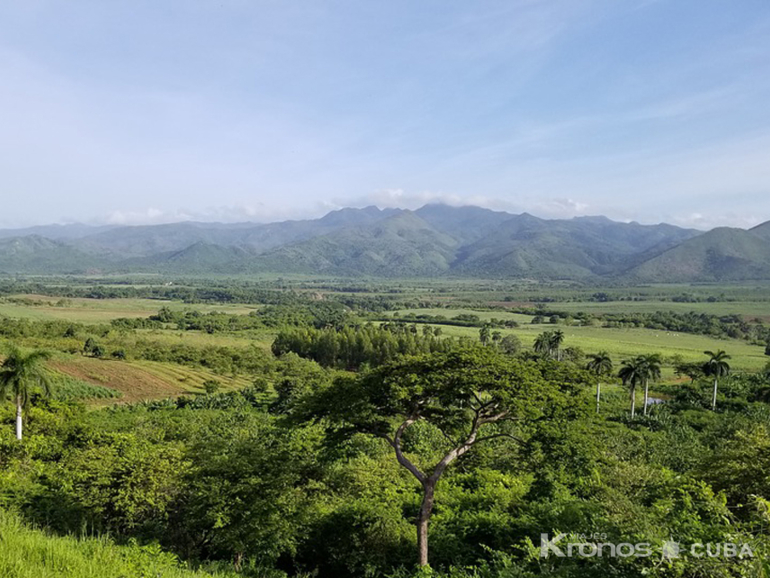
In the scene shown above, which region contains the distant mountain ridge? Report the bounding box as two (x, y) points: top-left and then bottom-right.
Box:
(1, 204), (769, 281)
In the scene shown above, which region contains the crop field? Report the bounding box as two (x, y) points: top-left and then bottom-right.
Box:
(48, 356), (250, 404)
(131, 329), (270, 349)
(0, 294), (258, 323)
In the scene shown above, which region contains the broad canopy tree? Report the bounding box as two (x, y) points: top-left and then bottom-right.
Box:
(305, 347), (586, 568)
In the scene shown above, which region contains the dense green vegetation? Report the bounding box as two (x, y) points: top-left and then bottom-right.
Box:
(1, 277), (770, 577)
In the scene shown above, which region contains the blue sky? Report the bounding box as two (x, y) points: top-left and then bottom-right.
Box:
(1, 0), (769, 229)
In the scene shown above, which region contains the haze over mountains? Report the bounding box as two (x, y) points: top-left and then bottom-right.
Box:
(1, 204), (770, 281)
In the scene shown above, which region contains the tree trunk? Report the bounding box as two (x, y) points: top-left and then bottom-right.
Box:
(15, 397), (22, 441)
(643, 379), (649, 416)
(711, 377), (718, 411)
(596, 382), (601, 413)
(630, 385), (636, 419)
(417, 481), (436, 567)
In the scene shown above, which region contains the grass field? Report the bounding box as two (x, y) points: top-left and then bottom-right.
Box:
(430, 322), (768, 373)
(0, 295), (258, 323)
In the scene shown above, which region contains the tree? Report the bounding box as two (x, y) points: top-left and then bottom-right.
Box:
(0, 345), (53, 440)
(83, 337), (103, 358)
(618, 357), (644, 419)
(703, 350), (731, 411)
(638, 354), (662, 416)
(674, 361), (704, 384)
(533, 331), (553, 358)
(498, 334), (522, 355)
(534, 330), (565, 361)
(551, 330), (565, 361)
(586, 351), (613, 413)
(304, 348), (582, 567)
(203, 379), (221, 396)
(479, 325), (491, 346)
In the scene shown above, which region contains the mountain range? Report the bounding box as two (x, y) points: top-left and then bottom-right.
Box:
(1, 204), (769, 281)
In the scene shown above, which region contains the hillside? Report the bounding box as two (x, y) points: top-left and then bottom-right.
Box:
(4, 203), (770, 280)
(627, 227), (770, 282)
(0, 236), (111, 274)
(251, 211), (458, 276)
(452, 214), (699, 279)
(122, 242), (256, 274)
(750, 219), (770, 241)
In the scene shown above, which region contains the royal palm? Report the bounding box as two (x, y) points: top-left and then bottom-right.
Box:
(0, 346), (53, 440)
(703, 350), (731, 411)
(586, 351), (613, 413)
(638, 354), (662, 416)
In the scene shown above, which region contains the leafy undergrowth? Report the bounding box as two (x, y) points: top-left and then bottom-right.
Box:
(0, 511), (238, 578)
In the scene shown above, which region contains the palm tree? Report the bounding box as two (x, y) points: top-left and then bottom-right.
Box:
(534, 331), (553, 358)
(618, 357), (644, 419)
(551, 330), (565, 361)
(638, 354), (662, 416)
(0, 346), (53, 440)
(703, 350), (731, 411)
(534, 330), (565, 361)
(586, 351), (613, 413)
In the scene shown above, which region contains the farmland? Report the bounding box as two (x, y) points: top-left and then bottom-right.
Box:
(0, 294), (257, 323)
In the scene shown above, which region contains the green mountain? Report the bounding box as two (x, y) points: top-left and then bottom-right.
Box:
(72, 206), (399, 257)
(626, 227), (770, 282)
(122, 242), (256, 275)
(0, 236), (110, 274)
(251, 211), (458, 277)
(750, 220), (770, 241)
(414, 204), (514, 244)
(2, 204), (770, 280)
(452, 214), (699, 279)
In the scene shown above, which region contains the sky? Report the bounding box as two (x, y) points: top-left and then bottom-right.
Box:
(1, 0), (769, 230)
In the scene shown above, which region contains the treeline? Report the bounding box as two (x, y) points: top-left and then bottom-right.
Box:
(0, 280), (410, 312)
(112, 302), (352, 333)
(600, 311), (769, 342)
(0, 280), (309, 305)
(272, 323), (458, 370)
(377, 312), (520, 329)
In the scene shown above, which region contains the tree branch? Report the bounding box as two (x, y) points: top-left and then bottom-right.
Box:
(472, 432), (526, 446)
(384, 415), (427, 485)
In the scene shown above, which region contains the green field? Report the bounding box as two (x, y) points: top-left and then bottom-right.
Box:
(428, 322), (768, 372)
(0, 295), (258, 323)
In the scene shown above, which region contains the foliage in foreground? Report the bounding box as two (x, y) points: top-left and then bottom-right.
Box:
(0, 510), (238, 578)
